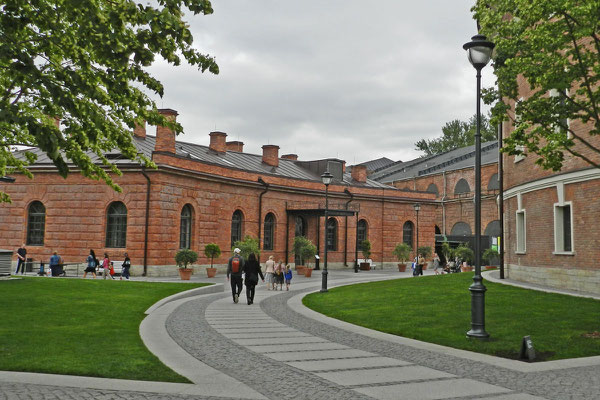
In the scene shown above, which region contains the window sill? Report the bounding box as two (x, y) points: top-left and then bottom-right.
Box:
(515, 251), (526, 255)
(552, 251), (575, 256)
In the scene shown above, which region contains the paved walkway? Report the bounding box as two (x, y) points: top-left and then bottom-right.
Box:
(1, 269), (599, 399)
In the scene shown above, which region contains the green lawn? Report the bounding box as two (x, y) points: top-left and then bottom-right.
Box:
(303, 273), (600, 361)
(0, 277), (209, 382)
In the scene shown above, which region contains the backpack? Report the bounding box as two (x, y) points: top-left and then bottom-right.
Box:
(231, 256), (241, 273)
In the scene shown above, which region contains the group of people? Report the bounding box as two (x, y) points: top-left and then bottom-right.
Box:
(413, 252), (444, 276)
(226, 249), (293, 305)
(82, 249), (131, 280)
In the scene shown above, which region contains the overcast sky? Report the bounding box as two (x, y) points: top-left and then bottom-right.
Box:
(148, 0), (495, 165)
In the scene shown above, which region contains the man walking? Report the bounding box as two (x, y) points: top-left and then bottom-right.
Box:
(15, 244), (27, 275)
(227, 248), (245, 303)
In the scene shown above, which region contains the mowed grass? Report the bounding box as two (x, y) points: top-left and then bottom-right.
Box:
(0, 277), (209, 382)
(303, 273), (600, 361)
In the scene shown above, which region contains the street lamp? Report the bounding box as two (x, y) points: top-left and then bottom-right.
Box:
(321, 170), (333, 293)
(463, 34), (494, 339)
(413, 203), (421, 261)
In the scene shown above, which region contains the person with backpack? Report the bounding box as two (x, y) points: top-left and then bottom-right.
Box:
(244, 253), (264, 305)
(83, 249), (97, 279)
(227, 248), (245, 303)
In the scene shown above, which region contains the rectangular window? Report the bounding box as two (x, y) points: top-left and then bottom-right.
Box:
(554, 203), (573, 253)
(516, 210), (526, 253)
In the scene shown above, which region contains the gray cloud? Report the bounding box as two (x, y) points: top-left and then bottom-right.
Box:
(149, 0), (495, 165)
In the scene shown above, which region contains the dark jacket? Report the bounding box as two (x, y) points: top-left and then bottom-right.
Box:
(244, 259), (264, 286)
(227, 254), (245, 278)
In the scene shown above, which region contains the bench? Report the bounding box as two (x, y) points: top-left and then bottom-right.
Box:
(357, 259), (377, 270)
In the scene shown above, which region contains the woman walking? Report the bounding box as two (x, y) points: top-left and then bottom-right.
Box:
(83, 249), (97, 279)
(121, 252), (131, 280)
(244, 253), (264, 305)
(274, 260), (284, 291)
(264, 255), (275, 290)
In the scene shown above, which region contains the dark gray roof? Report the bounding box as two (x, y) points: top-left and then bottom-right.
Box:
(17, 135), (392, 189)
(350, 157), (395, 172)
(370, 141), (499, 183)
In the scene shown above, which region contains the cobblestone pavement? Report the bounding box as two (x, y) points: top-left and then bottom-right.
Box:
(2, 271), (598, 399)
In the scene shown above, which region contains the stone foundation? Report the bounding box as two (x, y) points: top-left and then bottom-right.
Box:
(506, 264), (600, 295)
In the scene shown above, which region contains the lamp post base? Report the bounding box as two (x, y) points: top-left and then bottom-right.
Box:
(467, 277), (489, 339)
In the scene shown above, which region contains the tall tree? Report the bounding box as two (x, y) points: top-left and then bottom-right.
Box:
(0, 0), (219, 202)
(415, 114), (496, 156)
(474, 0), (600, 170)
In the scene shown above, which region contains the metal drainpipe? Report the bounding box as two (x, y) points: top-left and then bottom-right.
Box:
(343, 188), (354, 267)
(442, 170), (447, 235)
(257, 178), (269, 263)
(141, 168), (151, 277)
(498, 122), (505, 279)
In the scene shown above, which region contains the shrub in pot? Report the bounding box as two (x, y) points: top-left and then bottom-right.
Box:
(175, 248), (198, 280)
(232, 235), (260, 260)
(482, 248), (500, 269)
(392, 243), (411, 272)
(204, 243), (221, 278)
(292, 236), (317, 277)
(359, 239), (372, 270)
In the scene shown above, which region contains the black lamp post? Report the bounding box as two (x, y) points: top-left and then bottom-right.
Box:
(321, 170), (333, 293)
(463, 34), (494, 339)
(413, 203), (421, 258)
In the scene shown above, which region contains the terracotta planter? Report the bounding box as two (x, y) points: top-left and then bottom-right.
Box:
(484, 266), (496, 270)
(398, 263), (407, 272)
(304, 268), (313, 277)
(206, 267), (217, 278)
(296, 265), (306, 275)
(178, 268), (193, 280)
(461, 266), (473, 272)
(359, 262), (371, 271)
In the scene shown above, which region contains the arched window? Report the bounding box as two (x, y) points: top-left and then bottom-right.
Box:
(426, 183), (439, 197)
(357, 219), (368, 244)
(27, 201), (46, 245)
(454, 179), (471, 195)
(295, 216), (306, 237)
(263, 213), (275, 251)
(487, 173), (499, 190)
(484, 220), (501, 237)
(180, 204), (193, 249)
(231, 210), (243, 247)
(403, 221), (414, 249)
(450, 222), (472, 236)
(106, 201), (127, 248)
(326, 218), (338, 251)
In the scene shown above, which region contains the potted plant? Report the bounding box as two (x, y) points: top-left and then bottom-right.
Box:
(175, 248), (198, 280)
(392, 243), (411, 272)
(292, 236), (311, 275)
(455, 244), (474, 272)
(359, 239), (372, 271)
(441, 240), (453, 266)
(417, 246), (432, 270)
(482, 248), (500, 270)
(232, 235), (260, 260)
(203, 243), (221, 278)
(300, 241), (317, 278)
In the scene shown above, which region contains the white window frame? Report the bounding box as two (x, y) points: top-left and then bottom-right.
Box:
(516, 210), (526, 254)
(549, 88), (572, 139)
(514, 98), (526, 163)
(553, 202), (574, 255)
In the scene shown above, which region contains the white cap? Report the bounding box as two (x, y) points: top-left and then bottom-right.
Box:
(234, 248), (241, 254)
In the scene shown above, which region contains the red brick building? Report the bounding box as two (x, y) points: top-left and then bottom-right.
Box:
(0, 109), (436, 276)
(367, 141), (501, 263)
(501, 77), (600, 294)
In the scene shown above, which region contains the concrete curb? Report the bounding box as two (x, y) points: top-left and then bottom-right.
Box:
(289, 283), (600, 373)
(140, 292), (267, 399)
(144, 283), (224, 314)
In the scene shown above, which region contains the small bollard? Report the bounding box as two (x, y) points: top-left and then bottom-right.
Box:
(519, 335), (536, 361)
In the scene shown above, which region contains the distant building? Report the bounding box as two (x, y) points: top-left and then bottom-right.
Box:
(0, 109), (436, 276)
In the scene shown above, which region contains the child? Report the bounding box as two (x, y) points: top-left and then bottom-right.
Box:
(274, 261), (284, 291)
(109, 261), (116, 280)
(284, 264), (293, 291)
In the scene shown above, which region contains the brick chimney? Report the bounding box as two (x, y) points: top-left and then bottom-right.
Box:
(133, 120), (146, 138)
(154, 109), (178, 153)
(209, 131), (227, 153)
(342, 161), (346, 173)
(226, 141), (244, 152)
(262, 145), (280, 167)
(351, 165), (367, 183)
(281, 154), (298, 161)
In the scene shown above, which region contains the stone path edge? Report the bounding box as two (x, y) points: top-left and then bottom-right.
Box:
(290, 282), (600, 373)
(140, 292), (267, 399)
(144, 283), (224, 315)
